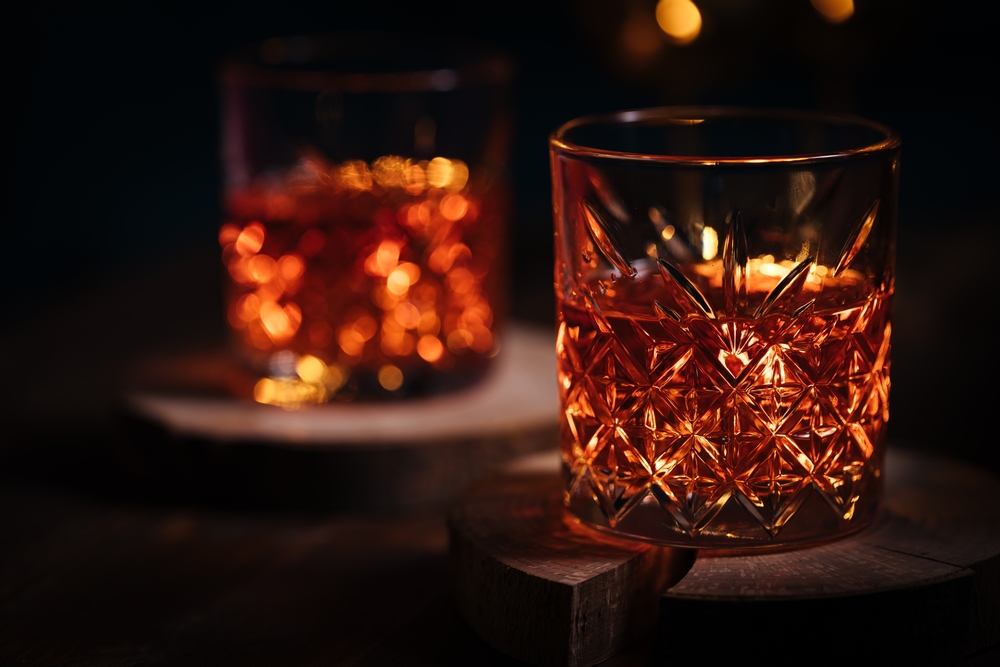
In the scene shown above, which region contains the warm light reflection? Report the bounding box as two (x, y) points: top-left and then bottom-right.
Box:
(701, 227), (718, 260)
(439, 194), (468, 221)
(426, 157), (453, 188)
(295, 354), (327, 384)
(224, 153), (498, 406)
(690, 254), (852, 294)
(378, 364), (404, 391)
(655, 0), (702, 45)
(811, 0), (854, 24)
(253, 377), (326, 409)
(417, 334), (445, 362)
(235, 223), (265, 257)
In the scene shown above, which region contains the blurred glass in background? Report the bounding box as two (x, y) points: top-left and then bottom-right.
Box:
(217, 34), (512, 404)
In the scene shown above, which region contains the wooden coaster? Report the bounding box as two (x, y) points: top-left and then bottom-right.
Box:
(449, 451), (695, 667)
(448, 448), (1000, 667)
(119, 325), (559, 509)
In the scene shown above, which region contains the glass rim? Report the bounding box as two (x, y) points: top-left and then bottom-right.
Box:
(218, 31), (514, 93)
(549, 106), (901, 166)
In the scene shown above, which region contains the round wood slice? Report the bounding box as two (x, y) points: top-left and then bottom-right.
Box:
(448, 448), (1000, 667)
(119, 324), (559, 509)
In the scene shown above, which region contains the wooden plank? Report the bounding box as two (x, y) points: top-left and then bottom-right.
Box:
(4, 448), (998, 666)
(447, 449), (1000, 666)
(658, 450), (1000, 662)
(0, 484), (452, 667)
(448, 452), (695, 667)
(874, 449), (1000, 653)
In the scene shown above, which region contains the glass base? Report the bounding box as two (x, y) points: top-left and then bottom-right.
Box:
(564, 473), (882, 551)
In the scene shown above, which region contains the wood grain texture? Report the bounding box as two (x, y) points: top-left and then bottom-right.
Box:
(659, 449), (1000, 664)
(3, 448), (998, 667)
(118, 325), (559, 510)
(448, 448), (1000, 667)
(876, 449), (1000, 653)
(449, 452), (695, 667)
(0, 483), (503, 667)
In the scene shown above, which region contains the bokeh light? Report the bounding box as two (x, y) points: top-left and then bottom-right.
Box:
(701, 227), (719, 260)
(811, 0), (854, 24)
(378, 364), (404, 391)
(223, 153), (500, 407)
(655, 0), (702, 45)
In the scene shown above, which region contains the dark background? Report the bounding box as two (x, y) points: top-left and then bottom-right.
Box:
(2, 0), (997, 476)
(2, 2), (999, 665)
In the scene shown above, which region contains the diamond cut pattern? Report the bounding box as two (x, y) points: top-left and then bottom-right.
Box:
(558, 292), (891, 540)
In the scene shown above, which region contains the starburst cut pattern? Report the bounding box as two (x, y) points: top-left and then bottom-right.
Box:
(561, 202), (890, 544)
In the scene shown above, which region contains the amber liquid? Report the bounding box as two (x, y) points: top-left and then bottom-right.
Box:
(220, 157), (505, 403)
(558, 273), (891, 548)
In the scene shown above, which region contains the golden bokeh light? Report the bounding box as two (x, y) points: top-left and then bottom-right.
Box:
(248, 254), (277, 283)
(417, 334), (445, 362)
(227, 152), (496, 406)
(253, 377), (326, 409)
(365, 240), (401, 277)
(219, 223), (241, 245)
(404, 162), (426, 194)
(383, 330), (416, 357)
(248, 321), (272, 350)
(259, 301), (301, 341)
(278, 254), (305, 282)
(417, 310), (440, 335)
(324, 364), (346, 392)
(393, 301), (421, 329)
(811, 0), (854, 24)
(687, 254), (843, 296)
(447, 267), (476, 295)
(439, 194), (469, 221)
(701, 227), (719, 261)
(338, 326), (367, 357)
(386, 268), (412, 296)
(447, 329), (473, 352)
(236, 293), (261, 322)
(372, 155), (408, 188)
(235, 222), (265, 257)
(338, 160), (373, 191)
(253, 378), (276, 403)
(397, 262), (421, 283)
(655, 0), (702, 45)
(354, 315), (377, 340)
(445, 161), (469, 193)
(378, 365), (404, 391)
(295, 354), (327, 385)
(426, 157), (454, 188)
(428, 242), (471, 274)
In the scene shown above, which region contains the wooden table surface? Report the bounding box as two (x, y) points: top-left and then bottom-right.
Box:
(1, 455), (998, 667)
(0, 475), (656, 667)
